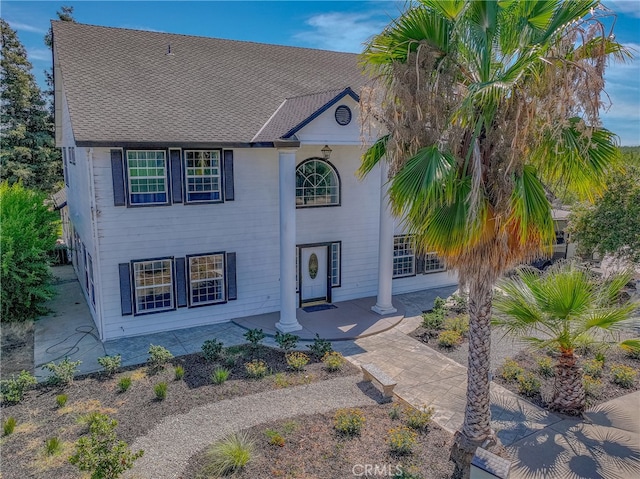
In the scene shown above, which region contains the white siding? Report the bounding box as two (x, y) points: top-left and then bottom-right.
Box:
(295, 96), (364, 145)
(93, 147), (282, 339)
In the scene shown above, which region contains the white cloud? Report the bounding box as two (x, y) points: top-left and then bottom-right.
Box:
(605, 1), (640, 18)
(27, 48), (52, 62)
(7, 20), (48, 35)
(293, 12), (388, 53)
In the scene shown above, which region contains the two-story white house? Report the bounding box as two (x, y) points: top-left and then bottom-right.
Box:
(52, 21), (456, 341)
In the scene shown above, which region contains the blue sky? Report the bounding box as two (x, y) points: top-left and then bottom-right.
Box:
(3, 0), (639, 145)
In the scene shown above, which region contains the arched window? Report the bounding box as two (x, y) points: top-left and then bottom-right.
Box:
(295, 159), (340, 207)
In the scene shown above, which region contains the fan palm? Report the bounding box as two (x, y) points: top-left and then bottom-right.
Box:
(358, 0), (629, 472)
(493, 263), (637, 414)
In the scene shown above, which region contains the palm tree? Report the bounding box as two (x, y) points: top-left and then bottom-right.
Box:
(493, 263), (637, 414)
(358, 0), (629, 472)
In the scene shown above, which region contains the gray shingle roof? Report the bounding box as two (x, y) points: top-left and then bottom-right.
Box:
(52, 22), (366, 145)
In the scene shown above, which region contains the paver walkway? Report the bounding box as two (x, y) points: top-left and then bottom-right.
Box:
(126, 376), (381, 478)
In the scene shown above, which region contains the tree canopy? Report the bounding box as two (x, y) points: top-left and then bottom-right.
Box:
(0, 18), (60, 192)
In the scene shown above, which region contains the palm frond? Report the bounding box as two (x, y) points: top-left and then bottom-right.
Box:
(620, 339), (640, 356)
(358, 135), (389, 179)
(506, 165), (555, 250)
(583, 306), (637, 333)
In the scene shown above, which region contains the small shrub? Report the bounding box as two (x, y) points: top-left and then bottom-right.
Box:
(223, 355), (237, 369)
(433, 296), (446, 311)
(500, 359), (524, 382)
(404, 406), (433, 430)
(0, 370), (37, 403)
(154, 382), (168, 400)
(286, 352), (309, 371)
(202, 339), (224, 362)
(78, 411), (105, 429)
(437, 330), (462, 348)
(449, 293), (468, 313)
(203, 432), (254, 476)
(69, 413), (143, 478)
(243, 329), (265, 348)
(118, 377), (132, 393)
(443, 314), (469, 335)
(42, 357), (82, 386)
(595, 351), (607, 363)
(387, 426), (417, 455)
(264, 429), (285, 447)
(211, 367), (230, 385)
(394, 466), (423, 479)
(174, 365), (185, 381)
(517, 372), (541, 397)
(307, 334), (332, 358)
(536, 356), (554, 378)
(421, 309), (444, 329)
(334, 408), (365, 436)
(97, 355), (121, 375)
(272, 372), (289, 388)
(583, 375), (603, 398)
(388, 405), (401, 420)
(56, 394), (68, 408)
(147, 345), (173, 370)
(245, 360), (268, 379)
(3, 417), (16, 436)
(611, 364), (637, 388)
(45, 437), (62, 455)
(583, 359), (603, 378)
(322, 351), (346, 372)
(621, 342), (640, 359)
(274, 331), (299, 351)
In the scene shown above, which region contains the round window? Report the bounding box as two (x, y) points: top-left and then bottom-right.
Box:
(309, 253), (319, 279)
(334, 105), (352, 126)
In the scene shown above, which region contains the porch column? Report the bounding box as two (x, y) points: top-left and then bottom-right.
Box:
(276, 146), (302, 332)
(372, 162), (397, 315)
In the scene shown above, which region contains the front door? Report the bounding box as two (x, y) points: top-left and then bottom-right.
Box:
(300, 246), (328, 304)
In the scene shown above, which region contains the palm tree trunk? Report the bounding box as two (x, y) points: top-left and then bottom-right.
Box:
(551, 350), (585, 414)
(451, 274), (497, 478)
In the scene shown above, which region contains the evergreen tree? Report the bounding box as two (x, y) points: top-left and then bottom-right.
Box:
(0, 19), (60, 192)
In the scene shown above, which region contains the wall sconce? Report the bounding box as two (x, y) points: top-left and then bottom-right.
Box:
(321, 145), (332, 160)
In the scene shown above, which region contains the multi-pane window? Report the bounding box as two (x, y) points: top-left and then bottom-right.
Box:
(393, 235), (415, 278)
(330, 242), (341, 287)
(127, 150), (168, 205)
(87, 253), (95, 306)
(419, 252), (446, 273)
(133, 259), (174, 313)
(184, 150), (221, 203)
(188, 254), (225, 306)
(296, 159), (339, 207)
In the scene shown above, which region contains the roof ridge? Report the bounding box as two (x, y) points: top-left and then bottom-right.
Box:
(51, 20), (361, 57)
(285, 88), (350, 101)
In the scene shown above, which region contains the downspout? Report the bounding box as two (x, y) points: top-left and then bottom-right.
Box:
(87, 148), (106, 340)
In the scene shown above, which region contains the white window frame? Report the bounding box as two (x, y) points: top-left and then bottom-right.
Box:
(419, 251), (446, 274)
(295, 159), (340, 207)
(132, 258), (174, 314)
(126, 150), (168, 205)
(188, 253), (226, 306)
(184, 150), (222, 203)
(393, 235), (415, 278)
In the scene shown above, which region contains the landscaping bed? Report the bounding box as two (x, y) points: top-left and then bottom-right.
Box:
(0, 343), (359, 479)
(494, 346), (640, 409)
(184, 402), (458, 479)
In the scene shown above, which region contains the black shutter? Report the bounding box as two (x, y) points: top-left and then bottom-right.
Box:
(118, 263), (133, 315)
(170, 149), (183, 204)
(223, 150), (234, 201)
(226, 252), (237, 300)
(175, 257), (187, 307)
(111, 150), (126, 206)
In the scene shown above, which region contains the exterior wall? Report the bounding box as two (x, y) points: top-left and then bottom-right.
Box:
(296, 144), (381, 302)
(93, 147), (282, 339)
(59, 88), (101, 334)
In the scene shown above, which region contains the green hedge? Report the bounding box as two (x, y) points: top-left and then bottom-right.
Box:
(1, 181), (59, 322)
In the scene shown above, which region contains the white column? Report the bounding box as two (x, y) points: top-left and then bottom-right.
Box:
(276, 147), (302, 332)
(372, 162), (397, 315)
